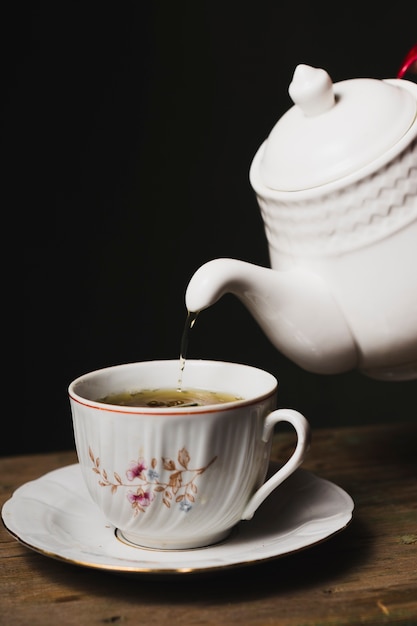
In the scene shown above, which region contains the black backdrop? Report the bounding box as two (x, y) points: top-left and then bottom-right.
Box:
(11, 4), (417, 456)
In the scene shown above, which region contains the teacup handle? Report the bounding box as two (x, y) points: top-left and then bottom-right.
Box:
(242, 408), (311, 520)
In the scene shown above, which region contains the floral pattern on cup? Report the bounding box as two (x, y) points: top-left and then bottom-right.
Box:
(89, 446), (217, 515)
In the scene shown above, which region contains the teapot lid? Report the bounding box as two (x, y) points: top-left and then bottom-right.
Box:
(259, 64), (417, 191)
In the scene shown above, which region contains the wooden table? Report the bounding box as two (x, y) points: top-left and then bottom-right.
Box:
(1, 421), (416, 626)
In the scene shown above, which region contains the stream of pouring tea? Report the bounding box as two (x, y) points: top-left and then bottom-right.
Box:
(178, 311), (198, 390)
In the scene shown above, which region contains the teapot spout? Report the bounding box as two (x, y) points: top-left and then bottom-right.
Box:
(185, 258), (358, 375)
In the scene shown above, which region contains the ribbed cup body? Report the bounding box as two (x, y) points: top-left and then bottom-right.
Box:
(69, 360), (278, 549)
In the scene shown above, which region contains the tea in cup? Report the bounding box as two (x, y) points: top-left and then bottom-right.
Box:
(68, 359), (310, 550)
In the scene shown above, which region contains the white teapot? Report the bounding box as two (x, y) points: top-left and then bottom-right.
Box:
(186, 65), (417, 380)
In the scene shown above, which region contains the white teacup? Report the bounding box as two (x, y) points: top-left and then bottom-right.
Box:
(68, 359), (310, 550)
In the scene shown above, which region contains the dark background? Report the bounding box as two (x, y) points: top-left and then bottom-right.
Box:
(9, 4), (417, 456)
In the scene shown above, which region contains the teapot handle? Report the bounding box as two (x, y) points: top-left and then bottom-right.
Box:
(397, 43), (417, 78)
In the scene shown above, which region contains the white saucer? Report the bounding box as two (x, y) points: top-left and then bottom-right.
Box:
(2, 463), (354, 575)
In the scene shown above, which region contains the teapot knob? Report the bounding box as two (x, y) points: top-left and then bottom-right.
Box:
(288, 64), (335, 117)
